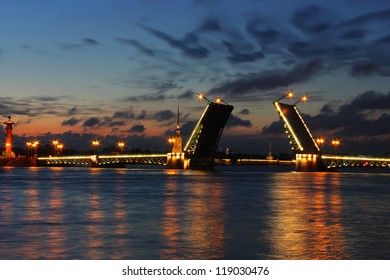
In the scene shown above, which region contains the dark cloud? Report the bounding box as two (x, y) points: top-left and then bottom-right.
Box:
(113, 110), (135, 119)
(178, 90), (196, 100)
(339, 8), (390, 27)
(226, 115), (252, 128)
(124, 94), (165, 102)
(291, 5), (331, 34)
(209, 59), (323, 97)
(339, 29), (366, 40)
(67, 107), (77, 116)
(154, 110), (175, 122)
(153, 80), (181, 94)
(375, 35), (390, 45)
(83, 38), (100, 46)
(116, 38), (155, 56)
(141, 25), (210, 59)
(59, 43), (81, 51)
(223, 41), (265, 63)
(245, 19), (279, 44)
(82, 117), (101, 127)
(197, 17), (221, 32)
(61, 117), (81, 126)
(109, 120), (126, 127)
(128, 124), (146, 133)
(238, 108), (250, 115)
(59, 38), (100, 51)
(137, 110), (147, 120)
(350, 63), (385, 77)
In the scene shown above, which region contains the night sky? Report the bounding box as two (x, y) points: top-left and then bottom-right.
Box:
(0, 0), (389, 155)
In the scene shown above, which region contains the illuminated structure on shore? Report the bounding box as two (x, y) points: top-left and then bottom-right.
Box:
(167, 103), (187, 169)
(3, 116), (16, 158)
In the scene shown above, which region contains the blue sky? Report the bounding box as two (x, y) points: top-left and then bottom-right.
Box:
(0, 0), (389, 155)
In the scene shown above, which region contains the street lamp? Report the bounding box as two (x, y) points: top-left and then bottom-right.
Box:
(331, 139), (341, 154)
(293, 95), (308, 105)
(316, 137), (325, 145)
(277, 90), (294, 102)
(196, 92), (212, 103)
(92, 140), (100, 155)
(57, 143), (64, 155)
(26, 141), (32, 157)
(117, 141), (125, 153)
(32, 140), (39, 157)
(215, 97), (230, 106)
(52, 140), (59, 155)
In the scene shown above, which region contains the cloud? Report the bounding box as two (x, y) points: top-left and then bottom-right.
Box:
(154, 110), (175, 122)
(116, 38), (155, 56)
(197, 17), (221, 32)
(245, 19), (279, 44)
(59, 38), (100, 51)
(124, 94), (165, 102)
(82, 117), (101, 127)
(209, 59), (323, 97)
(59, 43), (82, 51)
(238, 108), (250, 115)
(291, 5), (331, 34)
(141, 25), (210, 59)
(62, 117), (81, 126)
(178, 90), (196, 100)
(83, 38), (100, 46)
(112, 109), (135, 120)
(223, 40), (265, 63)
(226, 115), (252, 128)
(128, 124), (146, 133)
(339, 8), (390, 27)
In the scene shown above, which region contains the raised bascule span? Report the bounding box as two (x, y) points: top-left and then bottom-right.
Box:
(273, 97), (390, 172)
(36, 97), (234, 170)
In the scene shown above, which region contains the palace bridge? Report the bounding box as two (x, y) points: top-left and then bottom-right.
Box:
(2, 92), (389, 172)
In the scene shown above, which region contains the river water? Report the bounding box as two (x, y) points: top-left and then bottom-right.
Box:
(0, 165), (389, 259)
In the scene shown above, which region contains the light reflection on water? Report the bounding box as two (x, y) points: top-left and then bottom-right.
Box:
(0, 166), (389, 259)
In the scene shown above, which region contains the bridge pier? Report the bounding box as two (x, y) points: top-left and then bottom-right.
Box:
(166, 152), (189, 169)
(295, 154), (325, 172)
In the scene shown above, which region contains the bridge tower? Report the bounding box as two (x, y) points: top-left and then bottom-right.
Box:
(3, 116), (16, 158)
(167, 103), (187, 169)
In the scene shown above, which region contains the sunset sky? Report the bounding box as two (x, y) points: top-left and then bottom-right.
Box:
(0, 0), (389, 155)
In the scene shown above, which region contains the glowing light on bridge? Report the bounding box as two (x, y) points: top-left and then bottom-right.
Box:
(293, 95), (308, 105)
(316, 137), (325, 145)
(196, 92), (212, 103)
(277, 90), (294, 101)
(215, 97), (230, 106)
(273, 101), (304, 151)
(331, 139), (341, 153)
(117, 141), (125, 152)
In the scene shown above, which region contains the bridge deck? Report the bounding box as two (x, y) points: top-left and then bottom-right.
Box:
(274, 101), (319, 154)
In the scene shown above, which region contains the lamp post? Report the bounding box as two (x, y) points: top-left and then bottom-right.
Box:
(52, 140), (59, 155)
(331, 139), (341, 154)
(57, 143), (64, 155)
(32, 140), (39, 157)
(117, 141), (125, 153)
(92, 140), (100, 155)
(26, 141), (32, 157)
(196, 92), (212, 103)
(293, 95), (308, 105)
(277, 90), (294, 102)
(215, 97), (230, 106)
